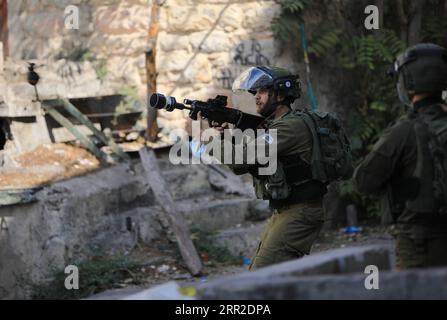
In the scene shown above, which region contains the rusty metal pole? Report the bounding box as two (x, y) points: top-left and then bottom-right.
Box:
(145, 0), (160, 143)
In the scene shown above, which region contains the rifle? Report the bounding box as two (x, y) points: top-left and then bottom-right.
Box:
(149, 93), (265, 131)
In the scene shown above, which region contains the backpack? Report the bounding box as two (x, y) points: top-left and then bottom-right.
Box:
(406, 105), (447, 215)
(294, 109), (353, 182)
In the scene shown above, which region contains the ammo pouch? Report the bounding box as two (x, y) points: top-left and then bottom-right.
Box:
(253, 161), (291, 200)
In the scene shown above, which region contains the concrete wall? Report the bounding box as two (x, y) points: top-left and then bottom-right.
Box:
(0, 155), (259, 299)
(0, 163), (157, 298)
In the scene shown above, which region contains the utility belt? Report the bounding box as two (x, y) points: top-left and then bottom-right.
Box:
(269, 180), (327, 210)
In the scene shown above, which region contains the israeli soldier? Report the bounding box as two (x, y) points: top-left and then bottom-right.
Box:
(212, 66), (352, 270)
(353, 43), (447, 269)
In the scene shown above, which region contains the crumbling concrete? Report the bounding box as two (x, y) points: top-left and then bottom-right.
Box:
(213, 222), (267, 258)
(197, 267), (447, 300)
(0, 151), (264, 299)
(179, 198), (253, 233)
(196, 245), (393, 299)
(0, 162), (150, 298)
(89, 244), (447, 300)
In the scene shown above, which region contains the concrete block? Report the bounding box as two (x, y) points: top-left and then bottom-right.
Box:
(8, 117), (52, 152)
(198, 267), (447, 300)
(197, 245), (393, 299)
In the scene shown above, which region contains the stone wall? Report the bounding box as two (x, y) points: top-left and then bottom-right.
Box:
(7, 0), (346, 137)
(155, 0), (287, 131)
(7, 0), (294, 133)
(8, 0), (151, 98)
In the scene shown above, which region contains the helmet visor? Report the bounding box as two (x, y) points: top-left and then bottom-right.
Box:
(232, 67), (273, 94)
(397, 73), (412, 106)
(390, 54), (404, 80)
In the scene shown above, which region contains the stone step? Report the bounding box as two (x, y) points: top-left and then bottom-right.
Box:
(90, 161), (214, 202)
(162, 166), (212, 200)
(144, 197), (264, 233)
(133, 160), (253, 201)
(181, 198), (270, 232)
(89, 207), (164, 253)
(80, 200), (265, 258)
(178, 197), (253, 232)
(0, 150), (265, 298)
(213, 221), (267, 258)
(108, 199), (270, 253)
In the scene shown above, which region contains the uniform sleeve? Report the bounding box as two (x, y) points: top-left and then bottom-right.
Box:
(206, 116), (309, 175)
(353, 121), (412, 195)
(207, 131), (265, 175)
(268, 117), (312, 161)
(268, 120), (298, 156)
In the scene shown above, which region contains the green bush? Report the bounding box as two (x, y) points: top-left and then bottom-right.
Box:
(31, 253), (143, 300)
(191, 229), (242, 266)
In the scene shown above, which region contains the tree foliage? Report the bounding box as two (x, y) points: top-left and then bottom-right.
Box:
(271, 0), (447, 217)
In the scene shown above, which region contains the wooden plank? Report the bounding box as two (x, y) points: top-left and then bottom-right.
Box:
(51, 123), (101, 142)
(139, 147), (202, 276)
(42, 103), (108, 162)
(46, 99), (130, 162)
(35, 114), (52, 144)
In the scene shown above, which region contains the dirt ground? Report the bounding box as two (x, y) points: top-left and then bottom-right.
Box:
(0, 143), (100, 189)
(87, 223), (395, 298)
(312, 224), (395, 253)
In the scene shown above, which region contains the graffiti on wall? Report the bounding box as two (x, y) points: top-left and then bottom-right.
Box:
(216, 39), (271, 89)
(233, 40), (270, 66)
(216, 68), (236, 90)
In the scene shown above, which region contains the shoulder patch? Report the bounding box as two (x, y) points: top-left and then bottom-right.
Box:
(262, 133), (274, 144)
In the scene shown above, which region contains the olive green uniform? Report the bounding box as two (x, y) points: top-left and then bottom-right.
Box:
(353, 97), (447, 269)
(226, 111), (326, 270)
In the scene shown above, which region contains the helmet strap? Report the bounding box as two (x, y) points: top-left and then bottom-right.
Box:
(259, 89), (289, 118)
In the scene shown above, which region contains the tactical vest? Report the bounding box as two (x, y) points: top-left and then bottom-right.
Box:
(406, 104), (447, 215)
(253, 109), (353, 204)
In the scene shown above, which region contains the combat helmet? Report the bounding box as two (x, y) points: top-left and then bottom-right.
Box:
(235, 65), (300, 96)
(389, 43), (447, 106)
